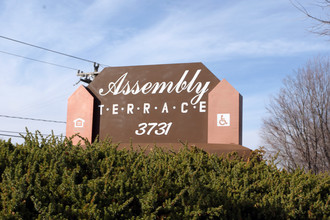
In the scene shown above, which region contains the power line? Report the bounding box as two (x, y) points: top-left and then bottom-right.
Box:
(0, 114), (66, 124)
(0, 130), (26, 134)
(0, 129), (63, 137)
(0, 50), (79, 71)
(0, 35), (110, 67)
(0, 133), (22, 138)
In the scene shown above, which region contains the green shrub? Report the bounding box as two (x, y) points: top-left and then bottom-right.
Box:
(0, 133), (329, 219)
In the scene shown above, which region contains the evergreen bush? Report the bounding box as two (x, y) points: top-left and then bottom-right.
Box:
(0, 133), (329, 219)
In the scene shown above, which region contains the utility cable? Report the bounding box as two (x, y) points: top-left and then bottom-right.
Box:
(0, 114), (66, 124)
(0, 50), (79, 71)
(0, 130), (63, 137)
(0, 35), (110, 67)
(0, 133), (22, 138)
(0, 129), (28, 134)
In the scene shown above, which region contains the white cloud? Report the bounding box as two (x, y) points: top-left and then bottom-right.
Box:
(98, 0), (329, 65)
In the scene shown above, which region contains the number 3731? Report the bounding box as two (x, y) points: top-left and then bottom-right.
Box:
(135, 122), (173, 136)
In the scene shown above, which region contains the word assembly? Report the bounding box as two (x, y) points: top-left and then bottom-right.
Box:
(98, 69), (210, 105)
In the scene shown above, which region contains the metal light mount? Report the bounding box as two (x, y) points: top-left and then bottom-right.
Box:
(76, 62), (100, 84)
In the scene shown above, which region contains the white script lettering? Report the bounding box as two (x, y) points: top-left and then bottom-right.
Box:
(99, 69), (210, 105)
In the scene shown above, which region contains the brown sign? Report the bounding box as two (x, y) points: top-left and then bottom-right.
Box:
(66, 61), (245, 155)
(87, 63), (220, 143)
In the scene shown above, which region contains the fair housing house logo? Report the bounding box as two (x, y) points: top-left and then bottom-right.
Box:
(73, 118), (85, 128)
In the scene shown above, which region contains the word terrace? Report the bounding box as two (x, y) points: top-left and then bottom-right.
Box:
(98, 101), (207, 115)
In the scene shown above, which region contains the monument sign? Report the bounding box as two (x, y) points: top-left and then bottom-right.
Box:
(66, 62), (247, 154)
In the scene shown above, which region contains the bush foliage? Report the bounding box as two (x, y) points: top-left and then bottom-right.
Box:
(0, 133), (329, 219)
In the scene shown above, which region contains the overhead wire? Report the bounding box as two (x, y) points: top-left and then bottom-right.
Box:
(0, 129), (27, 134)
(0, 133), (22, 138)
(0, 129), (63, 137)
(0, 114), (66, 124)
(0, 35), (110, 67)
(0, 35), (106, 135)
(0, 50), (79, 71)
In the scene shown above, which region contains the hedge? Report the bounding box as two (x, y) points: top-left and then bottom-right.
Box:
(0, 132), (329, 219)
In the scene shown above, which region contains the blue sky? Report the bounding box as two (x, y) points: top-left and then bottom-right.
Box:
(0, 0), (329, 149)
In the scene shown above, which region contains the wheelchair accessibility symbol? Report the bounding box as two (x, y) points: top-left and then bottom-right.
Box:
(217, 114), (230, 127)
